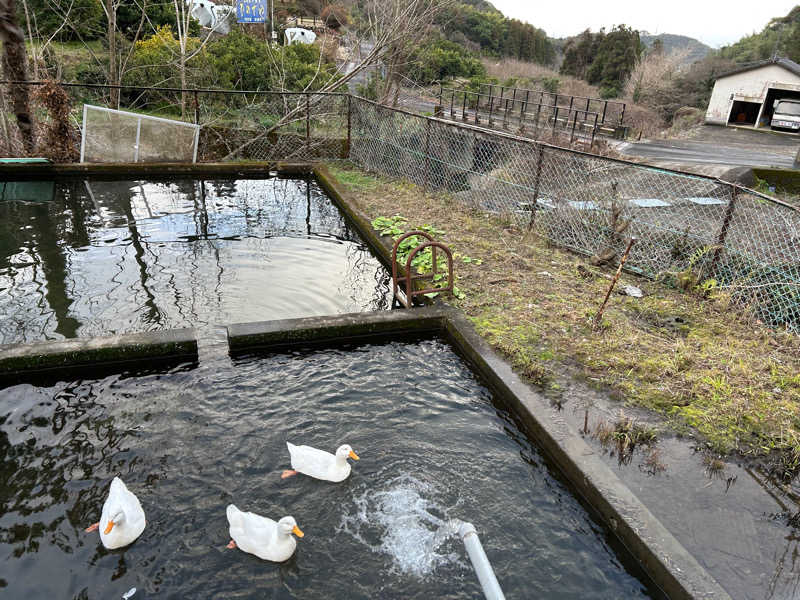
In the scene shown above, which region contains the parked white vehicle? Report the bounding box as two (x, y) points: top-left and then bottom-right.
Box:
(284, 27), (316, 45)
(188, 0), (234, 34)
(770, 99), (800, 132)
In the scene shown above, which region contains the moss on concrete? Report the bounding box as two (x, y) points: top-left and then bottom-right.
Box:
(0, 329), (197, 379)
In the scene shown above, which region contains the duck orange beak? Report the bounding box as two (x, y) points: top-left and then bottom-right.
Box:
(104, 521), (115, 535)
(292, 525), (304, 538)
(349, 450), (360, 461)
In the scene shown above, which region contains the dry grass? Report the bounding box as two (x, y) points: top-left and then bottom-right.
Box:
(482, 58), (600, 99)
(328, 162), (800, 466)
(480, 57), (665, 138)
(593, 411), (659, 465)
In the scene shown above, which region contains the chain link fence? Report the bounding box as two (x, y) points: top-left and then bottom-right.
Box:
(2, 82), (798, 331)
(349, 97), (800, 332)
(0, 82), (350, 162)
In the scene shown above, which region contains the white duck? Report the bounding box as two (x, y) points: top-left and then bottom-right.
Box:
(85, 477), (146, 549)
(226, 505), (303, 562)
(281, 442), (359, 482)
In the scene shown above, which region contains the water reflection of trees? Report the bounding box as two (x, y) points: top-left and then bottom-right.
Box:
(0, 379), (138, 561)
(0, 177), (391, 344)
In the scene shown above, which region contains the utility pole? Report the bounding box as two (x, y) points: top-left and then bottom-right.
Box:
(270, 0), (274, 44)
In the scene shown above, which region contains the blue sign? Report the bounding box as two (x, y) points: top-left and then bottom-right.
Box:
(237, 0), (266, 23)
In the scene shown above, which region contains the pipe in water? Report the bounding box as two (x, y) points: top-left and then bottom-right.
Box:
(457, 522), (506, 600)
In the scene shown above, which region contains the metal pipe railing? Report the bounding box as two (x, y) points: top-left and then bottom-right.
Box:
(458, 522), (506, 600)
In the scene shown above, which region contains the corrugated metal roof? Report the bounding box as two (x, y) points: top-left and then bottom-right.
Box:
(716, 57), (800, 80)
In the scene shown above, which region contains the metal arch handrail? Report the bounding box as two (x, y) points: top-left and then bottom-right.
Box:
(391, 232), (454, 308)
(391, 230), (435, 303)
(405, 241), (454, 300)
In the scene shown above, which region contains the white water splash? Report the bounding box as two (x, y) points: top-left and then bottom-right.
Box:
(338, 474), (465, 578)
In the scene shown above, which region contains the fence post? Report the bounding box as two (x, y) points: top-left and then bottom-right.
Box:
(488, 92), (494, 127)
(527, 145), (546, 231)
(193, 90), (199, 125)
(474, 93), (480, 125)
(569, 111), (578, 145)
(423, 118), (432, 188)
(80, 103), (88, 162)
(519, 92), (528, 133)
(134, 116), (141, 162)
(450, 89), (455, 118)
(305, 93), (311, 154)
(602, 101), (608, 125)
(345, 94), (352, 159)
(462, 91), (467, 120)
(591, 114), (598, 150)
(711, 186), (738, 271)
(535, 98), (543, 131)
(619, 103), (626, 125)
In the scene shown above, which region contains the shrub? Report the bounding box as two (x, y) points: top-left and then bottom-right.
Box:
(33, 82), (78, 162)
(408, 38), (486, 84)
(206, 31), (273, 90)
(125, 26), (205, 89)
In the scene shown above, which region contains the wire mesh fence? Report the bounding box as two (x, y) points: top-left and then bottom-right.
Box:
(81, 104), (200, 163)
(0, 82), (350, 162)
(349, 97), (800, 332)
(2, 81), (798, 331)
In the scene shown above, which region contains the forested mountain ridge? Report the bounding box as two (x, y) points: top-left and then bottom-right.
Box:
(640, 34), (710, 64)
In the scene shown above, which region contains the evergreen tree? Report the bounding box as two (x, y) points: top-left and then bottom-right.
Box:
(586, 25), (642, 98)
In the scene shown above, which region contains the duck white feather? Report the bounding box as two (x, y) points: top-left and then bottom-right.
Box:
(96, 477), (146, 550)
(285, 442), (359, 482)
(226, 505), (303, 562)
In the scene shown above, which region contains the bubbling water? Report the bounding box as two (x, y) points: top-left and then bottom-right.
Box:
(338, 474), (466, 578)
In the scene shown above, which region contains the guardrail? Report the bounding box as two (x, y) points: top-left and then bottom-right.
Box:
(438, 86), (601, 149)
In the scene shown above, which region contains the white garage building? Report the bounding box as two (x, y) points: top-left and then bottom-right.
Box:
(705, 57), (800, 129)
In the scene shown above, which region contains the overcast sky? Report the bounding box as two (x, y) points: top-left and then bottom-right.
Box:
(488, 0), (797, 47)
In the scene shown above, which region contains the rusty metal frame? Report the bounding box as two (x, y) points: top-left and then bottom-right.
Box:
(391, 231), (454, 308)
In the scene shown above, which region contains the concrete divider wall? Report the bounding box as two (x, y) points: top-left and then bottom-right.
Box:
(0, 328), (198, 383)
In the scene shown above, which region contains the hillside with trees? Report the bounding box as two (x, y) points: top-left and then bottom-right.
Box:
(717, 6), (800, 63)
(639, 33), (710, 65)
(11, 0), (800, 140)
(559, 26), (642, 98)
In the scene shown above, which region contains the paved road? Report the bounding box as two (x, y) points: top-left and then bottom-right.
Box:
(619, 126), (799, 169)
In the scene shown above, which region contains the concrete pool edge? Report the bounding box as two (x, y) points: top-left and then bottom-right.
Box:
(0, 328), (198, 381)
(314, 164), (395, 272)
(227, 310), (445, 351)
(307, 166), (732, 600)
(0, 161), (313, 180)
(225, 307), (730, 600)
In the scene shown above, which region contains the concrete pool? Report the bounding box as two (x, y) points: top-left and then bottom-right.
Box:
(0, 176), (391, 344)
(0, 336), (663, 599)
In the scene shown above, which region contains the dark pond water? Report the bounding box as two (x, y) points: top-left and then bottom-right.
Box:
(0, 177), (391, 344)
(0, 339), (661, 599)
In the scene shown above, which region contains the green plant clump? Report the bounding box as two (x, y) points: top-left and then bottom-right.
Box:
(372, 215), (482, 299)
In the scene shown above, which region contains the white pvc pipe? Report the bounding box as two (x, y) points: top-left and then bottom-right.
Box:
(458, 522), (506, 600)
